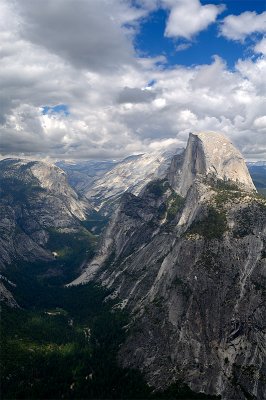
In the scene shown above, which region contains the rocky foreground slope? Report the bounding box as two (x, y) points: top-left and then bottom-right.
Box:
(70, 132), (266, 400)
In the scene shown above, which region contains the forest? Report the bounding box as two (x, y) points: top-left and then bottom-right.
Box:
(1, 255), (219, 399)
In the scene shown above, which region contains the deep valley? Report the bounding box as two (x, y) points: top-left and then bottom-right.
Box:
(0, 133), (265, 400)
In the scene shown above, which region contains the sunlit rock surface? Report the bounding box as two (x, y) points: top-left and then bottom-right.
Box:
(84, 150), (178, 213)
(169, 132), (256, 197)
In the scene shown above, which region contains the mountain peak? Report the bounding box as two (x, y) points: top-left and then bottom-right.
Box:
(171, 131), (256, 196)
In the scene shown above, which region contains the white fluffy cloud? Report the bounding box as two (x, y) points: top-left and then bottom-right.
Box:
(0, 0), (266, 161)
(254, 37), (266, 55)
(220, 11), (266, 41)
(163, 0), (223, 39)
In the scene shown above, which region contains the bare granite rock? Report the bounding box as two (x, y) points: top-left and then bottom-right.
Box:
(0, 158), (91, 269)
(169, 132), (256, 197)
(84, 149), (179, 213)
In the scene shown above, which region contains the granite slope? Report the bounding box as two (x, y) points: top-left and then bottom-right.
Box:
(0, 158), (91, 269)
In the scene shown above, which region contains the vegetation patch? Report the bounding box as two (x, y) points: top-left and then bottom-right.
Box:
(171, 276), (184, 287)
(212, 179), (240, 192)
(197, 249), (222, 272)
(152, 296), (164, 308)
(211, 180), (244, 208)
(0, 176), (46, 203)
(255, 193), (266, 210)
(233, 210), (254, 238)
(46, 229), (98, 282)
(214, 189), (243, 207)
(166, 193), (185, 223)
(146, 179), (170, 198)
(81, 211), (109, 235)
(1, 283), (151, 400)
(203, 178), (248, 208)
(187, 206), (227, 239)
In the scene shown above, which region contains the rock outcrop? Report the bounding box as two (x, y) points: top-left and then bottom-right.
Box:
(0, 281), (19, 308)
(169, 132), (256, 197)
(70, 131), (265, 400)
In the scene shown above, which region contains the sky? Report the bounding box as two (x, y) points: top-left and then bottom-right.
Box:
(0, 0), (265, 161)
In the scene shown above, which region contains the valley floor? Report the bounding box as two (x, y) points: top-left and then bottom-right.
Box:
(1, 264), (219, 400)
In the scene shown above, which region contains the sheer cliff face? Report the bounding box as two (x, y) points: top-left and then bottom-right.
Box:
(0, 159), (91, 268)
(169, 132), (256, 197)
(71, 132), (265, 400)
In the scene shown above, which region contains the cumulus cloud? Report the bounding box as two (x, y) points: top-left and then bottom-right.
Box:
(0, 0), (266, 161)
(117, 87), (156, 104)
(14, 0), (141, 72)
(163, 0), (224, 39)
(220, 11), (266, 41)
(175, 43), (192, 52)
(254, 116), (266, 131)
(254, 37), (266, 55)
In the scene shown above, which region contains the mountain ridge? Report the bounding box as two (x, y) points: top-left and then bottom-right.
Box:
(69, 131), (266, 400)
(0, 158), (93, 270)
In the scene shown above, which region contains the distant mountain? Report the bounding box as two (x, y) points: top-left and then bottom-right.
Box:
(248, 161), (266, 167)
(70, 132), (265, 400)
(82, 150), (179, 214)
(56, 159), (118, 194)
(247, 162), (266, 192)
(58, 150), (180, 215)
(59, 151), (265, 216)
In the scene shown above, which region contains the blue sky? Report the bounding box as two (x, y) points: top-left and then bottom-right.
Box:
(0, 0), (265, 160)
(42, 104), (69, 116)
(136, 9), (246, 69)
(136, 1), (266, 69)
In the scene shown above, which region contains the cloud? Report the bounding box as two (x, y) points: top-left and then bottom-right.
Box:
(254, 115), (266, 131)
(117, 87), (156, 104)
(163, 0), (224, 40)
(14, 0), (148, 72)
(220, 11), (266, 41)
(0, 0), (266, 161)
(254, 37), (266, 55)
(175, 43), (191, 52)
